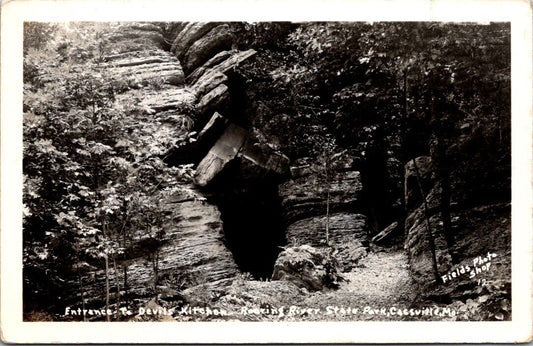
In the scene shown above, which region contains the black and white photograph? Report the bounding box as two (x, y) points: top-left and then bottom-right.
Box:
(1, 0), (532, 343)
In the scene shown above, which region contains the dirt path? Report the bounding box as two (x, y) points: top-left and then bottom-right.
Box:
(301, 248), (415, 320)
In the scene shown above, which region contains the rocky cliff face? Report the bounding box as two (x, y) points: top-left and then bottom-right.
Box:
(277, 164), (370, 273)
(62, 23), (257, 311)
(403, 155), (511, 306)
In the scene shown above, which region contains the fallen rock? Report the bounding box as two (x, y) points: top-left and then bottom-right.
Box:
(372, 221), (400, 245)
(272, 245), (343, 291)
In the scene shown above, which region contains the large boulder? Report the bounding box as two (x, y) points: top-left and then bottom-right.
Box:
(171, 22), (220, 60)
(187, 49), (257, 85)
(272, 245), (343, 291)
(182, 24), (234, 73)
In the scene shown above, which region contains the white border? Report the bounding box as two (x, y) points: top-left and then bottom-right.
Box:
(1, 0), (532, 343)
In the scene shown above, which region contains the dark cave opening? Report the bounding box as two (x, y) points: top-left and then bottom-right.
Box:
(205, 160), (286, 279)
(358, 147), (403, 238)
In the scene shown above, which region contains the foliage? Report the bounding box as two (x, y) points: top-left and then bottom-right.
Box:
(236, 21), (510, 222)
(23, 23), (192, 315)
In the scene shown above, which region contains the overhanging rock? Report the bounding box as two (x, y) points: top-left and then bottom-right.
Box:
(193, 120), (289, 187)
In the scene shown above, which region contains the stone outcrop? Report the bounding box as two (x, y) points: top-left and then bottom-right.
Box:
(403, 156), (453, 289)
(103, 23), (166, 52)
(73, 186), (239, 309)
(279, 169), (363, 224)
(171, 22), (220, 60)
(272, 245), (343, 291)
(61, 23), (244, 312)
(275, 160), (369, 273)
(182, 24), (234, 73)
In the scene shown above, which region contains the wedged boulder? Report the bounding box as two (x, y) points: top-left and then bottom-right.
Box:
(404, 156), (434, 211)
(194, 124), (248, 187)
(196, 84), (230, 121)
(279, 170), (363, 224)
(272, 245), (343, 291)
(171, 22), (220, 60)
(187, 49), (257, 85)
(194, 124), (289, 187)
(182, 24), (234, 73)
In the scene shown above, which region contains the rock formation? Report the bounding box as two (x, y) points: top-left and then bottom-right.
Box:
(271, 245), (343, 291)
(277, 162), (369, 272)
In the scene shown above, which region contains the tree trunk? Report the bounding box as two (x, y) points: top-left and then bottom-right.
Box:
(412, 158), (440, 283)
(104, 254), (110, 322)
(434, 136), (457, 264)
(325, 161), (330, 247)
(152, 252), (159, 302)
(123, 265), (128, 303)
(113, 255), (120, 312)
(77, 267), (87, 322)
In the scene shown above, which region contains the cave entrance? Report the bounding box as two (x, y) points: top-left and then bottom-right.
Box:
(206, 160), (285, 279)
